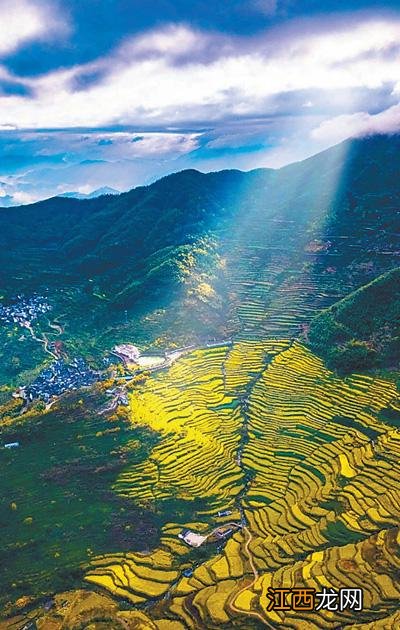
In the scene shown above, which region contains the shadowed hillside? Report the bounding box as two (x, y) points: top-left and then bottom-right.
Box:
(309, 268), (400, 373)
(1, 135), (400, 383)
(1, 134), (400, 628)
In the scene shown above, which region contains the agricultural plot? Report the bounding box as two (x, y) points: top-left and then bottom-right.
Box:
(86, 341), (400, 628)
(222, 237), (351, 342)
(0, 391), (161, 608)
(115, 345), (244, 512)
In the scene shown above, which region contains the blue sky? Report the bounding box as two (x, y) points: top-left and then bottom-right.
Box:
(1, 0), (400, 204)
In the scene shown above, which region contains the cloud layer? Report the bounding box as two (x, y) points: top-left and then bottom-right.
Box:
(0, 0), (67, 56)
(1, 16), (400, 129)
(1, 2), (400, 204)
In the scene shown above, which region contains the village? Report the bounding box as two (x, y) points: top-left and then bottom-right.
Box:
(0, 289), (231, 409)
(3, 300), (232, 424)
(10, 334), (233, 408)
(0, 294), (51, 328)
(12, 343), (175, 406)
(18, 358), (101, 403)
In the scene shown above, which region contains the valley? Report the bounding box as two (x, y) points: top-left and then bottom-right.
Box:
(4, 339), (398, 628)
(0, 135), (399, 628)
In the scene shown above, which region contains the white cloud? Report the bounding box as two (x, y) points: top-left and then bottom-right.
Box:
(72, 184), (92, 195)
(311, 103), (400, 143)
(0, 16), (400, 130)
(0, 130), (202, 204)
(125, 23), (207, 58)
(205, 130), (267, 149)
(0, 0), (68, 56)
(95, 131), (200, 158)
(17, 130), (200, 160)
(11, 190), (37, 204)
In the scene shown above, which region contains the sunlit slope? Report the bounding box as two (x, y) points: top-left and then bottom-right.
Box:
(116, 345), (245, 511)
(242, 342), (397, 507)
(86, 341), (400, 627)
(224, 243), (341, 341)
(3, 135), (400, 385)
(232, 526), (400, 629)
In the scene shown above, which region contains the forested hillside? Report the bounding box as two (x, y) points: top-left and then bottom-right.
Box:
(309, 268), (400, 372)
(1, 135), (399, 383)
(1, 134), (400, 629)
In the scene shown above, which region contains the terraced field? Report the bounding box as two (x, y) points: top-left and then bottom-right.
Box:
(115, 345), (244, 513)
(221, 232), (354, 342)
(85, 341), (400, 628)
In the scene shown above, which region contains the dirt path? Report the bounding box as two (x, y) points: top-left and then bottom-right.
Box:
(229, 525), (275, 628)
(26, 323), (58, 359)
(47, 319), (64, 335)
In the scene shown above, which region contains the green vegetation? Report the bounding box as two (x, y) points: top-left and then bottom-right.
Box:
(309, 267), (400, 372)
(84, 341), (400, 628)
(0, 390), (161, 608)
(1, 135), (400, 627)
(1, 135), (400, 384)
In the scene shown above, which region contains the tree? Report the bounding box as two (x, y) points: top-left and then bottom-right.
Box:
(327, 340), (378, 374)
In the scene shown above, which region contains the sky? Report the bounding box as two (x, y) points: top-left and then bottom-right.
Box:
(1, 0), (400, 204)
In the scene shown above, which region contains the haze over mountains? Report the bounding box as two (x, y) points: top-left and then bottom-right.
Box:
(60, 186), (120, 200)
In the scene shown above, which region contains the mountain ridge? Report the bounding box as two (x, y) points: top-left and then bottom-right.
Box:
(1, 133), (399, 383)
(60, 186), (121, 200)
(1, 134), (400, 628)
(3, 132), (400, 212)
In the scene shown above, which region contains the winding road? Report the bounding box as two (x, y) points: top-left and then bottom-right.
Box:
(24, 318), (65, 361)
(25, 323), (58, 359)
(47, 319), (64, 335)
(229, 525), (275, 628)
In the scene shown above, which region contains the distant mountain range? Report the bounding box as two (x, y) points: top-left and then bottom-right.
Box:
(1, 134), (399, 381)
(60, 186), (120, 200)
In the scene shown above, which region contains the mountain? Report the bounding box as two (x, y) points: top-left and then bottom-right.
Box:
(60, 186), (120, 200)
(309, 267), (400, 372)
(0, 134), (399, 384)
(1, 134), (400, 629)
(0, 195), (15, 207)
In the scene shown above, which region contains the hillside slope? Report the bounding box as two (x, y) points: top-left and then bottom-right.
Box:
(309, 268), (400, 372)
(5, 340), (399, 628)
(1, 136), (400, 627)
(1, 134), (400, 384)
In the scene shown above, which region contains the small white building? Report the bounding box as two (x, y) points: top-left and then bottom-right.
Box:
(178, 529), (208, 548)
(113, 344), (141, 364)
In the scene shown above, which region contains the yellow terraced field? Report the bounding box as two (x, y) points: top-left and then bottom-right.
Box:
(115, 345), (244, 511)
(86, 340), (400, 628)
